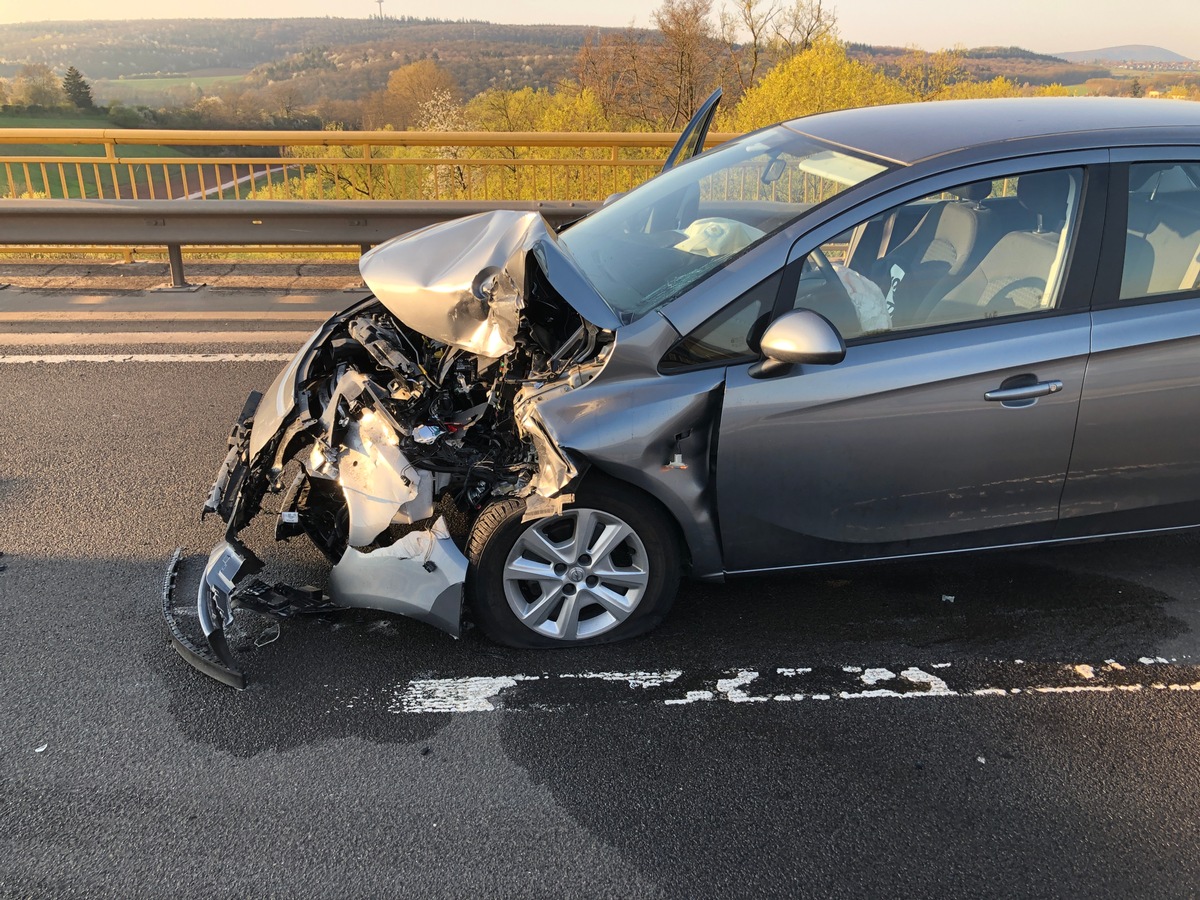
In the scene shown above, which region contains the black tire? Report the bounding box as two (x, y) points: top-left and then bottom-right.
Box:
(466, 479), (681, 648)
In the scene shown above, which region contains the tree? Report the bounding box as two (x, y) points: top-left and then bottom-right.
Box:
(731, 38), (911, 131)
(62, 66), (94, 109)
(719, 0), (838, 97)
(365, 60), (459, 130)
(652, 0), (724, 126)
(896, 47), (968, 101)
(576, 0), (723, 127)
(265, 79), (305, 120)
(773, 0), (837, 56)
(720, 0), (781, 95)
(11, 64), (65, 108)
(576, 27), (660, 123)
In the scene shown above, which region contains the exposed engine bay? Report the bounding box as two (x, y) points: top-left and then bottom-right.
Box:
(229, 289), (604, 561)
(181, 211), (616, 688)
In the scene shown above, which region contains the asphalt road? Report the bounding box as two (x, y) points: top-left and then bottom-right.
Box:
(3, 289), (1200, 898)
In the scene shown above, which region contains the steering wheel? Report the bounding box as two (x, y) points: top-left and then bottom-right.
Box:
(795, 247), (860, 337)
(802, 245), (839, 282)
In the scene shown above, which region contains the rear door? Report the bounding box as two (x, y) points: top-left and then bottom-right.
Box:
(1059, 149), (1200, 536)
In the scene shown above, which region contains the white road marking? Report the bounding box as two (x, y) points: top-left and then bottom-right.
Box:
(558, 670), (682, 689)
(0, 310), (331, 323)
(0, 353), (294, 363)
(365, 660), (1200, 714)
(862, 668), (897, 685)
(395, 675), (541, 713)
(717, 670), (770, 703)
(897, 667), (957, 696)
(0, 331), (312, 346)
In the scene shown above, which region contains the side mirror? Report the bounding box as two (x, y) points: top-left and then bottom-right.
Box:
(750, 309), (846, 378)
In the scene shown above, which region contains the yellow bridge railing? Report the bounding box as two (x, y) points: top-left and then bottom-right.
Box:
(0, 128), (739, 203)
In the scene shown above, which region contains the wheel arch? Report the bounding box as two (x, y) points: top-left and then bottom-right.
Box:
(570, 456), (724, 580)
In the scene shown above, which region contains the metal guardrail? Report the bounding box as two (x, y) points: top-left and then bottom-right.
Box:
(0, 128), (737, 203)
(0, 198), (600, 289)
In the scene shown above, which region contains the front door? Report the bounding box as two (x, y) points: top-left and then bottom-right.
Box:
(717, 318), (1090, 570)
(713, 163), (1100, 571)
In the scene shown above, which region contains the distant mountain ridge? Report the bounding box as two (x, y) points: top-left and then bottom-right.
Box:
(1056, 45), (1193, 63)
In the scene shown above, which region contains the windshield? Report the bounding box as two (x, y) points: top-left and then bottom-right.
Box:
(556, 125), (890, 320)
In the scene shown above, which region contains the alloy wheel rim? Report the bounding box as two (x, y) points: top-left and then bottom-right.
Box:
(502, 508), (650, 641)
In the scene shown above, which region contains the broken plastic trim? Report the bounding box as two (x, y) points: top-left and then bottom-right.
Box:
(161, 547), (247, 691)
(197, 537), (263, 677)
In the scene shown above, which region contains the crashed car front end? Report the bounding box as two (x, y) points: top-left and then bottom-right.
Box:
(178, 210), (617, 687)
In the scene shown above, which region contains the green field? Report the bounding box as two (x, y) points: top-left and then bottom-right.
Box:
(0, 119), (192, 198)
(94, 73), (247, 104)
(99, 74), (246, 91)
(0, 113), (112, 129)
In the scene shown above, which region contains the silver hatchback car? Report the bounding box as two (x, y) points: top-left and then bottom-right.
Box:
(180, 95), (1200, 688)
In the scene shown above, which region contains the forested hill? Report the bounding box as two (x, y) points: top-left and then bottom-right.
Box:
(847, 43), (1110, 86)
(0, 18), (620, 80)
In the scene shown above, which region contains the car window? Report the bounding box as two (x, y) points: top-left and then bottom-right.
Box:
(786, 167), (1085, 341)
(660, 269), (782, 370)
(556, 126), (890, 323)
(1119, 162), (1200, 300)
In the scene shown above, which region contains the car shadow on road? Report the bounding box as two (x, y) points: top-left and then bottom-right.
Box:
(148, 535), (1194, 757)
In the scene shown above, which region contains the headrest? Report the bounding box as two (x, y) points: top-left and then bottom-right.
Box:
(1017, 170), (1072, 225)
(1129, 166), (1160, 193)
(951, 181), (991, 203)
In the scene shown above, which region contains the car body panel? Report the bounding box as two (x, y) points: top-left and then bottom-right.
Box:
(1060, 298), (1200, 534)
(328, 518), (467, 637)
(784, 97), (1200, 166)
(359, 208), (622, 348)
(717, 313), (1091, 570)
(248, 325), (324, 463)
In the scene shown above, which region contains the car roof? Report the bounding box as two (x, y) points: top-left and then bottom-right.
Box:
(784, 97), (1200, 166)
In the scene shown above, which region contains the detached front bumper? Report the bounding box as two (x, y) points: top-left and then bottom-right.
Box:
(170, 331), (472, 688)
(163, 391), (267, 689)
(161, 545), (258, 691)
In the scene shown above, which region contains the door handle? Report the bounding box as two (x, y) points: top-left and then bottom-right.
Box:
(984, 380), (1063, 402)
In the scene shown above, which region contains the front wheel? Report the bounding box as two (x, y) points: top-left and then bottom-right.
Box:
(466, 481), (681, 648)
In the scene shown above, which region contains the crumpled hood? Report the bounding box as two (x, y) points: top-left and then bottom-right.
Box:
(359, 209), (621, 356)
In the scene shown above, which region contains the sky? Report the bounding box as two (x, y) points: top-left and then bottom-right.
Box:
(0, 0), (1197, 60)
